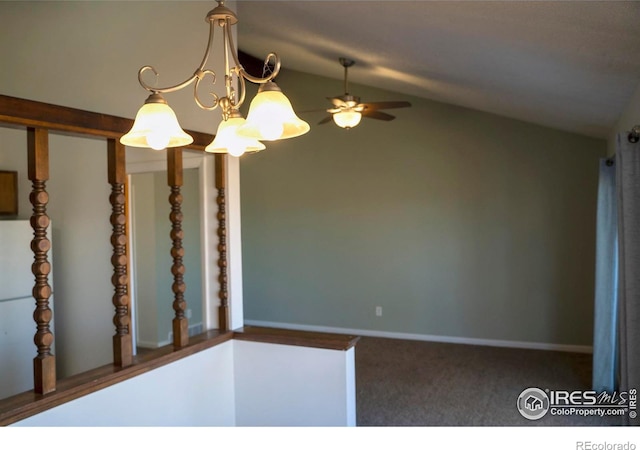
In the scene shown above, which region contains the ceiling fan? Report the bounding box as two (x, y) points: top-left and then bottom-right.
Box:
(319, 57), (411, 129)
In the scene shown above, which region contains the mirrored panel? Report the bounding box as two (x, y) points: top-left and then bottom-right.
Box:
(126, 148), (206, 353)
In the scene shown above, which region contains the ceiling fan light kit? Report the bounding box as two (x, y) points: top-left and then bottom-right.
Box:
(333, 109), (362, 129)
(320, 57), (411, 129)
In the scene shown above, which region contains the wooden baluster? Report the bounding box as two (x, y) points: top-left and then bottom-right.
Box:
(108, 139), (132, 367)
(27, 127), (56, 395)
(168, 148), (188, 347)
(215, 154), (229, 331)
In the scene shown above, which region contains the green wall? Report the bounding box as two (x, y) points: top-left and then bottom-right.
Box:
(240, 68), (606, 346)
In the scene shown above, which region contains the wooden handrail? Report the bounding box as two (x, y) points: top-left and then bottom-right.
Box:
(233, 326), (361, 351)
(0, 94), (212, 151)
(0, 94), (221, 417)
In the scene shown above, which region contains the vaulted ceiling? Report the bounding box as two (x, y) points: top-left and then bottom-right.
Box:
(235, 1), (640, 139)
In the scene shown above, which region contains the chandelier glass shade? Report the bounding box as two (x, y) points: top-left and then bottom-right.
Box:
(120, 0), (309, 156)
(121, 93), (194, 150)
(240, 82), (311, 141)
(206, 110), (265, 157)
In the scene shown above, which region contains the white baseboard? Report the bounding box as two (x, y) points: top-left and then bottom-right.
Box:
(244, 320), (593, 354)
(167, 321), (204, 343)
(136, 339), (170, 349)
(139, 322), (204, 350)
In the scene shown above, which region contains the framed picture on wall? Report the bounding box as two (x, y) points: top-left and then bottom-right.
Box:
(0, 171), (18, 216)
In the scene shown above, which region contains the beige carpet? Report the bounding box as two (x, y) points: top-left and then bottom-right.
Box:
(355, 336), (623, 426)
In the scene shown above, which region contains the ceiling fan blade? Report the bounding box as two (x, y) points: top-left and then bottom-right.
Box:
(362, 101), (411, 111)
(328, 97), (348, 108)
(362, 110), (395, 121)
(318, 116), (333, 125)
(297, 108), (332, 114)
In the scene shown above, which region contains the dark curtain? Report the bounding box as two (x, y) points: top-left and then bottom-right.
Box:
(616, 134), (640, 426)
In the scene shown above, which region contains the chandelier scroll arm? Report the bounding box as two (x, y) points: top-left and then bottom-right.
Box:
(137, 65), (200, 95)
(236, 53), (281, 85)
(193, 69), (220, 111)
(225, 21), (281, 84)
(137, 19), (220, 97)
(232, 69), (247, 109)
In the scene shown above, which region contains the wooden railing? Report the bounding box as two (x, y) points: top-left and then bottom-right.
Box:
(0, 94), (229, 404)
(0, 94), (360, 426)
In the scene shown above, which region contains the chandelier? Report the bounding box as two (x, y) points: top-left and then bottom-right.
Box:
(120, 1), (309, 157)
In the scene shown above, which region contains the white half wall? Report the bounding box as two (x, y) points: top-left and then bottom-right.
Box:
(9, 338), (357, 427)
(12, 343), (236, 427)
(233, 340), (356, 426)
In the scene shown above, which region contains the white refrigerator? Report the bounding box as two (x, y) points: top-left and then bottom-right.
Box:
(0, 220), (55, 398)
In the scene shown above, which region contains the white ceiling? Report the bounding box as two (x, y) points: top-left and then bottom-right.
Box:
(235, 0), (640, 139)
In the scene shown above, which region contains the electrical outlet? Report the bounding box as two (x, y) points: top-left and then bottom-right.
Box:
(376, 306), (382, 317)
(186, 309), (192, 319)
